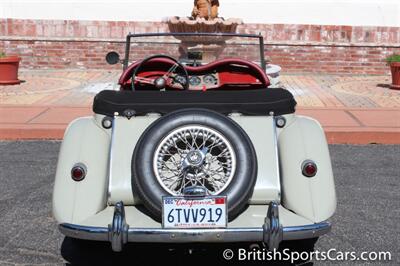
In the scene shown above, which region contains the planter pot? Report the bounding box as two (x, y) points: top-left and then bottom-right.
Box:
(0, 56), (21, 85)
(389, 62), (400, 90)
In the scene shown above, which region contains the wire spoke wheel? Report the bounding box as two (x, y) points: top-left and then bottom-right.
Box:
(132, 109), (257, 220)
(153, 125), (236, 196)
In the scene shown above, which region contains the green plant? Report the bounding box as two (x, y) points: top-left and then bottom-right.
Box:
(386, 54), (400, 64)
(0, 51), (6, 58)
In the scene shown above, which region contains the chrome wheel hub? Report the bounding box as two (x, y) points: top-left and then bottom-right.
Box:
(183, 149), (206, 168)
(153, 125), (236, 196)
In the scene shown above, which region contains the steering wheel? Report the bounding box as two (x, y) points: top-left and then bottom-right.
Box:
(131, 55), (190, 91)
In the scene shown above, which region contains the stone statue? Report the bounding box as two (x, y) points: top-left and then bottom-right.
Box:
(192, 0), (219, 20)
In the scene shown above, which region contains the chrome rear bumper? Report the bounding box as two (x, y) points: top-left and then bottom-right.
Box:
(59, 202), (331, 252)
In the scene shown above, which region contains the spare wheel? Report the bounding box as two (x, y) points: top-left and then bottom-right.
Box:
(131, 108), (257, 221)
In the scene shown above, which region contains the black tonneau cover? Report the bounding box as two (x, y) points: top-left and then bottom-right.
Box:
(93, 89), (296, 117)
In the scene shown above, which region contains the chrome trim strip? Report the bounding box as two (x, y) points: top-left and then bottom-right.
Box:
(106, 117), (116, 204)
(59, 222), (331, 244)
(272, 116), (282, 202)
(60, 224), (109, 241)
(59, 196), (331, 252)
(282, 222), (331, 240)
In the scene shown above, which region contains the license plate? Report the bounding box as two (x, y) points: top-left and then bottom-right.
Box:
(162, 196), (227, 229)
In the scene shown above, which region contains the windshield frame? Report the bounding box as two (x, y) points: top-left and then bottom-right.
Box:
(123, 32), (266, 71)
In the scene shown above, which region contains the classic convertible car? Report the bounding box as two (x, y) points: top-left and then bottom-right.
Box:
(53, 33), (336, 252)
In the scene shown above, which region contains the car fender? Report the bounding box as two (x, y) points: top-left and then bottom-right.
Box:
(278, 115), (336, 223)
(52, 116), (111, 224)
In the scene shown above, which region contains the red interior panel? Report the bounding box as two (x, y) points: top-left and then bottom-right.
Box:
(119, 58), (270, 90)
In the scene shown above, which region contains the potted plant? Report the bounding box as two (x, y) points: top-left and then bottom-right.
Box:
(386, 54), (400, 90)
(0, 51), (21, 85)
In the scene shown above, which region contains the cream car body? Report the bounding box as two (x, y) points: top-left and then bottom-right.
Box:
(53, 32), (336, 252)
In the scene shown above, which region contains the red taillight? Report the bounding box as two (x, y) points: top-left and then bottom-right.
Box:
(302, 160), (317, 177)
(71, 164), (86, 181)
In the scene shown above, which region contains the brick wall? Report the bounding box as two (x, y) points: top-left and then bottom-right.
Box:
(1, 19), (399, 74)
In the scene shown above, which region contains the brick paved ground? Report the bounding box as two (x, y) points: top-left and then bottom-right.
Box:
(0, 70), (120, 106)
(281, 75), (400, 108)
(1, 70), (399, 108)
(0, 70), (399, 143)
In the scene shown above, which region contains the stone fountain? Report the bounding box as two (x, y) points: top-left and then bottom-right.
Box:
(165, 0), (281, 87)
(166, 16), (243, 62)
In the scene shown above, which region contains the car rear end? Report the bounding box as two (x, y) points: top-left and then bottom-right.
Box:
(53, 89), (336, 252)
